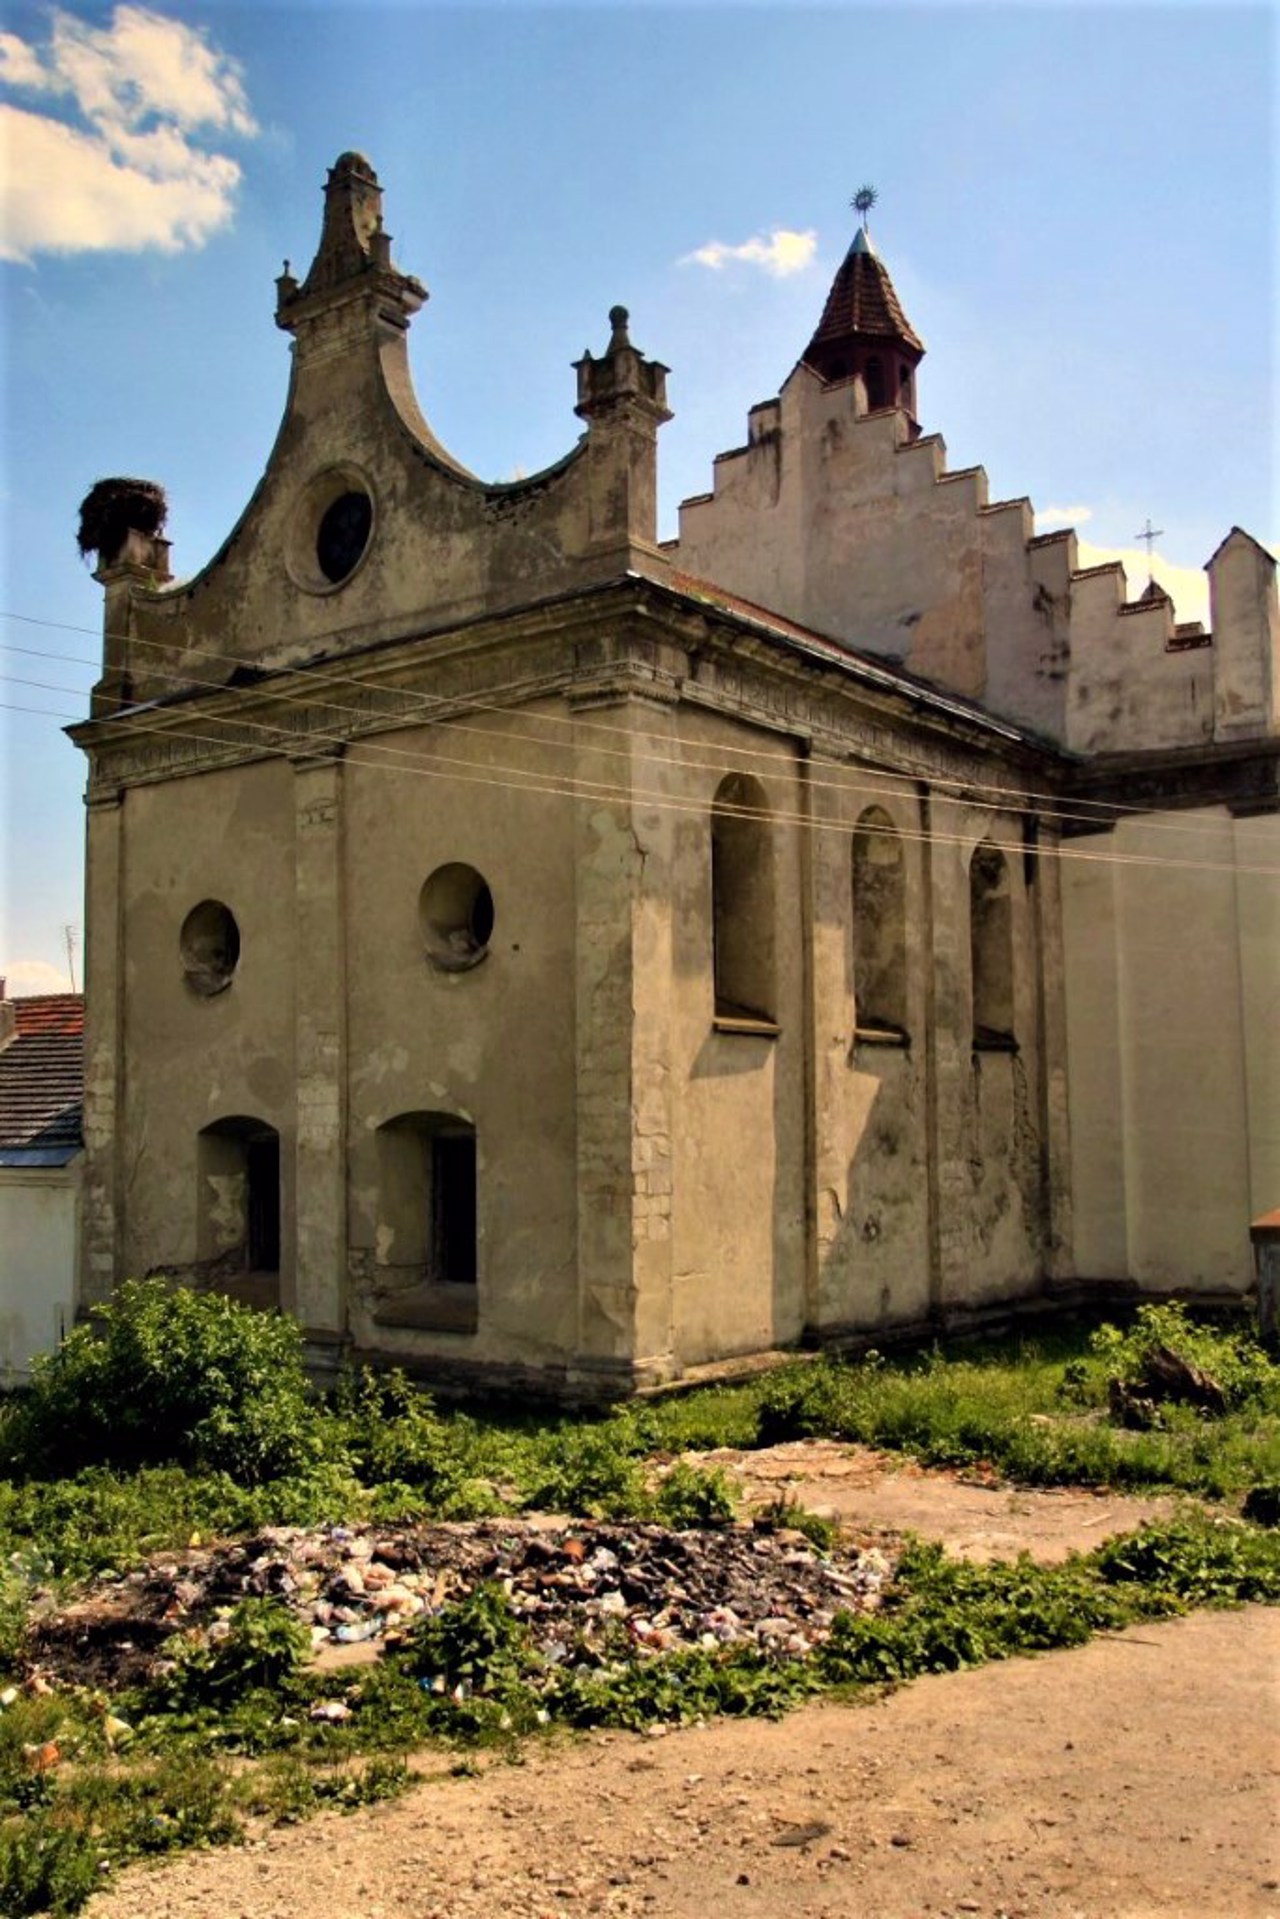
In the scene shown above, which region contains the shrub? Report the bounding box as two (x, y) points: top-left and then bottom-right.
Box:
(0, 1817), (100, 1918)
(401, 1582), (532, 1696)
(156, 1598), (311, 1713)
(523, 1425), (649, 1518)
(1091, 1303), (1280, 1419)
(652, 1461), (738, 1528)
(331, 1369), (503, 1516)
(1, 1281), (321, 1486)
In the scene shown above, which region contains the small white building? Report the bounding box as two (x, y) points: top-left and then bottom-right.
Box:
(0, 990), (82, 1381)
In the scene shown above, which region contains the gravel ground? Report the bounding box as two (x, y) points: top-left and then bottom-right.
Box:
(86, 1604), (1280, 1919)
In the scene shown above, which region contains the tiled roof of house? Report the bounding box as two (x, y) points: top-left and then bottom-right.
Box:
(804, 231), (925, 362)
(0, 995), (84, 1160)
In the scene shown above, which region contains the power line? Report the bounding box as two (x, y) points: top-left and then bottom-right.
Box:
(1, 609), (1262, 846)
(3, 686), (1275, 881)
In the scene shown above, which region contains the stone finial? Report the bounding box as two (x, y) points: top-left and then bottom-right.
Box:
(276, 150), (425, 337)
(574, 307), (672, 428)
(76, 478), (170, 574)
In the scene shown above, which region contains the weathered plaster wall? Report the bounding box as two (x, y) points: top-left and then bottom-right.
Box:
(1210, 530), (1280, 741)
(343, 704), (580, 1370)
(1065, 569), (1212, 755)
(111, 759), (298, 1296)
(1062, 806), (1280, 1291)
(0, 1165), (78, 1380)
(664, 708), (807, 1364)
(814, 772), (933, 1333)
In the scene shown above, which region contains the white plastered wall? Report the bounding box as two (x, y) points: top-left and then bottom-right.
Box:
(1062, 807), (1280, 1290)
(0, 1162), (79, 1380)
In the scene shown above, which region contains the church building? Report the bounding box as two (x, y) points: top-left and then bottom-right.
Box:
(70, 154), (1278, 1395)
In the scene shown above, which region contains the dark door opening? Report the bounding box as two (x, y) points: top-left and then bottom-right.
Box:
(432, 1132), (477, 1286)
(247, 1131), (281, 1272)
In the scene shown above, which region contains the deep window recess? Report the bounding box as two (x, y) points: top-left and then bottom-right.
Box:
(196, 1117), (280, 1277)
(711, 772), (777, 1028)
(315, 490), (372, 584)
(180, 900), (240, 996)
(373, 1113), (479, 1332)
(864, 356), (886, 408)
(852, 807), (908, 1041)
(970, 842), (1016, 1049)
(420, 863), (495, 971)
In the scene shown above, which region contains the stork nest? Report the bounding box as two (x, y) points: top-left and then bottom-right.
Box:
(76, 477), (168, 566)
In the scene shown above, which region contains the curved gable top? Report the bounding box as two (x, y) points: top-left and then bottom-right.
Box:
(85, 155), (674, 705)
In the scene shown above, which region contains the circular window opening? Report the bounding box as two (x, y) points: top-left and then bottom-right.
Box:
(420, 864), (495, 972)
(180, 899), (240, 996)
(316, 490), (372, 584)
(285, 465), (377, 595)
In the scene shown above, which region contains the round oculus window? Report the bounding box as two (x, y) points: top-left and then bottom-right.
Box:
(285, 466), (377, 594)
(316, 490), (373, 584)
(420, 864), (495, 972)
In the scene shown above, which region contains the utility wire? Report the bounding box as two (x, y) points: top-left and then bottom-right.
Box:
(2, 608), (1264, 846)
(4, 682), (1276, 881)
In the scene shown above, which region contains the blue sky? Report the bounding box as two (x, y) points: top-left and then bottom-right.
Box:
(1, 0), (1274, 990)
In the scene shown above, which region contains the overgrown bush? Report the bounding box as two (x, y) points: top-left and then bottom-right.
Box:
(0, 1281), (321, 1486)
(331, 1369), (502, 1517)
(0, 1817), (100, 1918)
(523, 1424), (650, 1518)
(155, 1598), (312, 1713)
(652, 1460), (738, 1528)
(1090, 1303), (1280, 1417)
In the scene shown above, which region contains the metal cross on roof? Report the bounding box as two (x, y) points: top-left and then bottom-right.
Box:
(1134, 517), (1164, 587)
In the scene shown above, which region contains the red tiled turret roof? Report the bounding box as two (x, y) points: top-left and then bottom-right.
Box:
(803, 229), (924, 366)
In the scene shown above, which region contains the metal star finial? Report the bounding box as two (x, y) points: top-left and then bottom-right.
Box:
(852, 185), (878, 232)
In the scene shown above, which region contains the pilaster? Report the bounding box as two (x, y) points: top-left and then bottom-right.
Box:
(925, 803), (972, 1305)
(79, 787), (125, 1307)
(292, 751), (347, 1335)
(802, 755), (851, 1333)
(571, 701), (675, 1387)
(1032, 825), (1074, 1279)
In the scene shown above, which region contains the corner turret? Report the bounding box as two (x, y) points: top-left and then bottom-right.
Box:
(801, 207), (923, 424)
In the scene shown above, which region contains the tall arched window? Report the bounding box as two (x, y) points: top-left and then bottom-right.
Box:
(711, 772), (776, 1025)
(969, 842), (1015, 1049)
(864, 356), (886, 409)
(852, 806), (907, 1039)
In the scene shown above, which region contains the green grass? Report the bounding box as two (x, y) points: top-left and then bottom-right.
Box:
(1, 1292), (1278, 1912)
(3, 1510), (1276, 1915)
(2, 1305), (1277, 1593)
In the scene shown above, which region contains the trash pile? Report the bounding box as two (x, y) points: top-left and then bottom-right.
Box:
(28, 1519), (895, 1688)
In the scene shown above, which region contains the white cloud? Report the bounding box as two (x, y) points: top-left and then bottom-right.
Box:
(2, 959), (72, 996)
(682, 228), (818, 279)
(0, 6), (255, 263)
(1076, 540), (1210, 627)
(1035, 504), (1093, 529)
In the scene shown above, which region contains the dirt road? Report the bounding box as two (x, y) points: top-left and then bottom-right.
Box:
(89, 1605), (1279, 1919)
(79, 1453), (1275, 1919)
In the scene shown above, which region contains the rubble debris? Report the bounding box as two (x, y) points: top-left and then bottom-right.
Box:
(26, 1519), (894, 1690)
